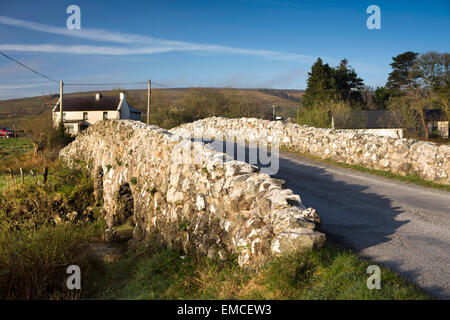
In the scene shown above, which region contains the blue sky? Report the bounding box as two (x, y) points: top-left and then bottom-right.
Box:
(0, 0), (449, 99)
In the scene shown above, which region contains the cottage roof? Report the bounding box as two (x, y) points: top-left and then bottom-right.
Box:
(54, 94), (141, 115)
(425, 109), (447, 122)
(332, 110), (404, 129)
(56, 96), (120, 112)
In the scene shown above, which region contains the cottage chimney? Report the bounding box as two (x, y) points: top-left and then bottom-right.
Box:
(95, 93), (102, 101)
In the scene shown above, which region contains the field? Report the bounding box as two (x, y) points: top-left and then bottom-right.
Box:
(0, 137), (429, 300)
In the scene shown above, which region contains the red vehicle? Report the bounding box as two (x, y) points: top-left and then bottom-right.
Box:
(0, 127), (16, 138)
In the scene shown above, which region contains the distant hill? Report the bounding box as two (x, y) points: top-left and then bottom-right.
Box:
(0, 88), (304, 129)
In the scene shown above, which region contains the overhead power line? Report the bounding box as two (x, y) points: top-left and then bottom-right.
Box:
(64, 81), (148, 86)
(152, 81), (170, 88)
(64, 81), (171, 88)
(0, 51), (58, 83)
(0, 50), (172, 88)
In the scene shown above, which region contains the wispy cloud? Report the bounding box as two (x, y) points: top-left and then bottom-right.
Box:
(0, 16), (316, 62)
(0, 83), (53, 89)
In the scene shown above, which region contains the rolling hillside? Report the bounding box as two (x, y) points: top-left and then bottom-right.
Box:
(0, 88), (304, 129)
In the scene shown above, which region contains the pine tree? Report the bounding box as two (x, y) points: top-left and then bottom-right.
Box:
(386, 51), (419, 94)
(334, 59), (364, 105)
(302, 58), (339, 109)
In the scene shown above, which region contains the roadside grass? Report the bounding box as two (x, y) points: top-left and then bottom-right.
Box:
(280, 146), (450, 192)
(84, 243), (429, 300)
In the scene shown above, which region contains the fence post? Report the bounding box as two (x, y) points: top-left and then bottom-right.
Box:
(8, 168), (15, 188)
(43, 166), (49, 184)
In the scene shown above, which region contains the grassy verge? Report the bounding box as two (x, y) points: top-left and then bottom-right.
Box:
(281, 146), (450, 192)
(84, 244), (429, 300)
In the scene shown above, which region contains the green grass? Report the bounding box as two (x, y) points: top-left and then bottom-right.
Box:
(84, 243), (429, 300)
(0, 138), (34, 190)
(281, 146), (450, 192)
(0, 159), (102, 299)
(0, 138), (33, 160)
(0, 219), (105, 299)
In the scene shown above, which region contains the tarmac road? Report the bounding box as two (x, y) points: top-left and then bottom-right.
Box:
(274, 151), (450, 299)
(212, 140), (450, 299)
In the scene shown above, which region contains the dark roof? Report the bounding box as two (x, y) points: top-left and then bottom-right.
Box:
(332, 110), (404, 129)
(58, 96), (120, 112)
(425, 109), (447, 122)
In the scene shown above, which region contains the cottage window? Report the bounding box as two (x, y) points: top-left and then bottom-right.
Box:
(83, 112), (88, 120)
(103, 112), (108, 119)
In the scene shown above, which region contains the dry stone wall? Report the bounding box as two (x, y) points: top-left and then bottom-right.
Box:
(59, 120), (325, 267)
(171, 117), (450, 185)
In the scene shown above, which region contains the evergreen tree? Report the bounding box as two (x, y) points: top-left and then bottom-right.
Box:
(302, 58), (339, 109)
(386, 51), (419, 94)
(373, 86), (391, 109)
(334, 59), (364, 104)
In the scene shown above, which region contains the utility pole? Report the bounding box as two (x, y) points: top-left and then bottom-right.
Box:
(59, 80), (64, 125)
(147, 80), (151, 125)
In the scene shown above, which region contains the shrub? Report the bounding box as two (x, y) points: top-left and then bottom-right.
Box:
(0, 165), (95, 230)
(0, 221), (104, 299)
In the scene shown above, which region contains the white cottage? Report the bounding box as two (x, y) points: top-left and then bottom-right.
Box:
(52, 92), (141, 134)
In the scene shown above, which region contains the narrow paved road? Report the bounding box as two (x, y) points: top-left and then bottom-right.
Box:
(214, 142), (450, 299)
(275, 151), (450, 299)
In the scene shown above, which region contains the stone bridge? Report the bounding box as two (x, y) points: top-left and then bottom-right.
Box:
(60, 120), (325, 267)
(60, 117), (449, 267)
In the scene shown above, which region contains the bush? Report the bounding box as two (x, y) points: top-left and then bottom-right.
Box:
(0, 221), (104, 299)
(148, 88), (272, 129)
(0, 164), (102, 299)
(24, 112), (74, 159)
(0, 165), (95, 230)
(297, 100), (356, 128)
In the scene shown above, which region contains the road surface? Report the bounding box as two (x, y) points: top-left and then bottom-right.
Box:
(215, 142), (450, 299)
(275, 151), (450, 299)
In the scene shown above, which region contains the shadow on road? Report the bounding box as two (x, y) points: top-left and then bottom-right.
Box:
(275, 155), (408, 248)
(206, 140), (408, 249)
(203, 140), (447, 299)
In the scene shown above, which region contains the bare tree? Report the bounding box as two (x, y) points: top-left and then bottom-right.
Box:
(406, 52), (449, 140)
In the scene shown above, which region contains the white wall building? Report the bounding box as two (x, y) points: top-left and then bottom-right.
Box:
(52, 92), (141, 134)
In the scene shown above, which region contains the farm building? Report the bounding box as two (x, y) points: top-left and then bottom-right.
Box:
(52, 92), (141, 134)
